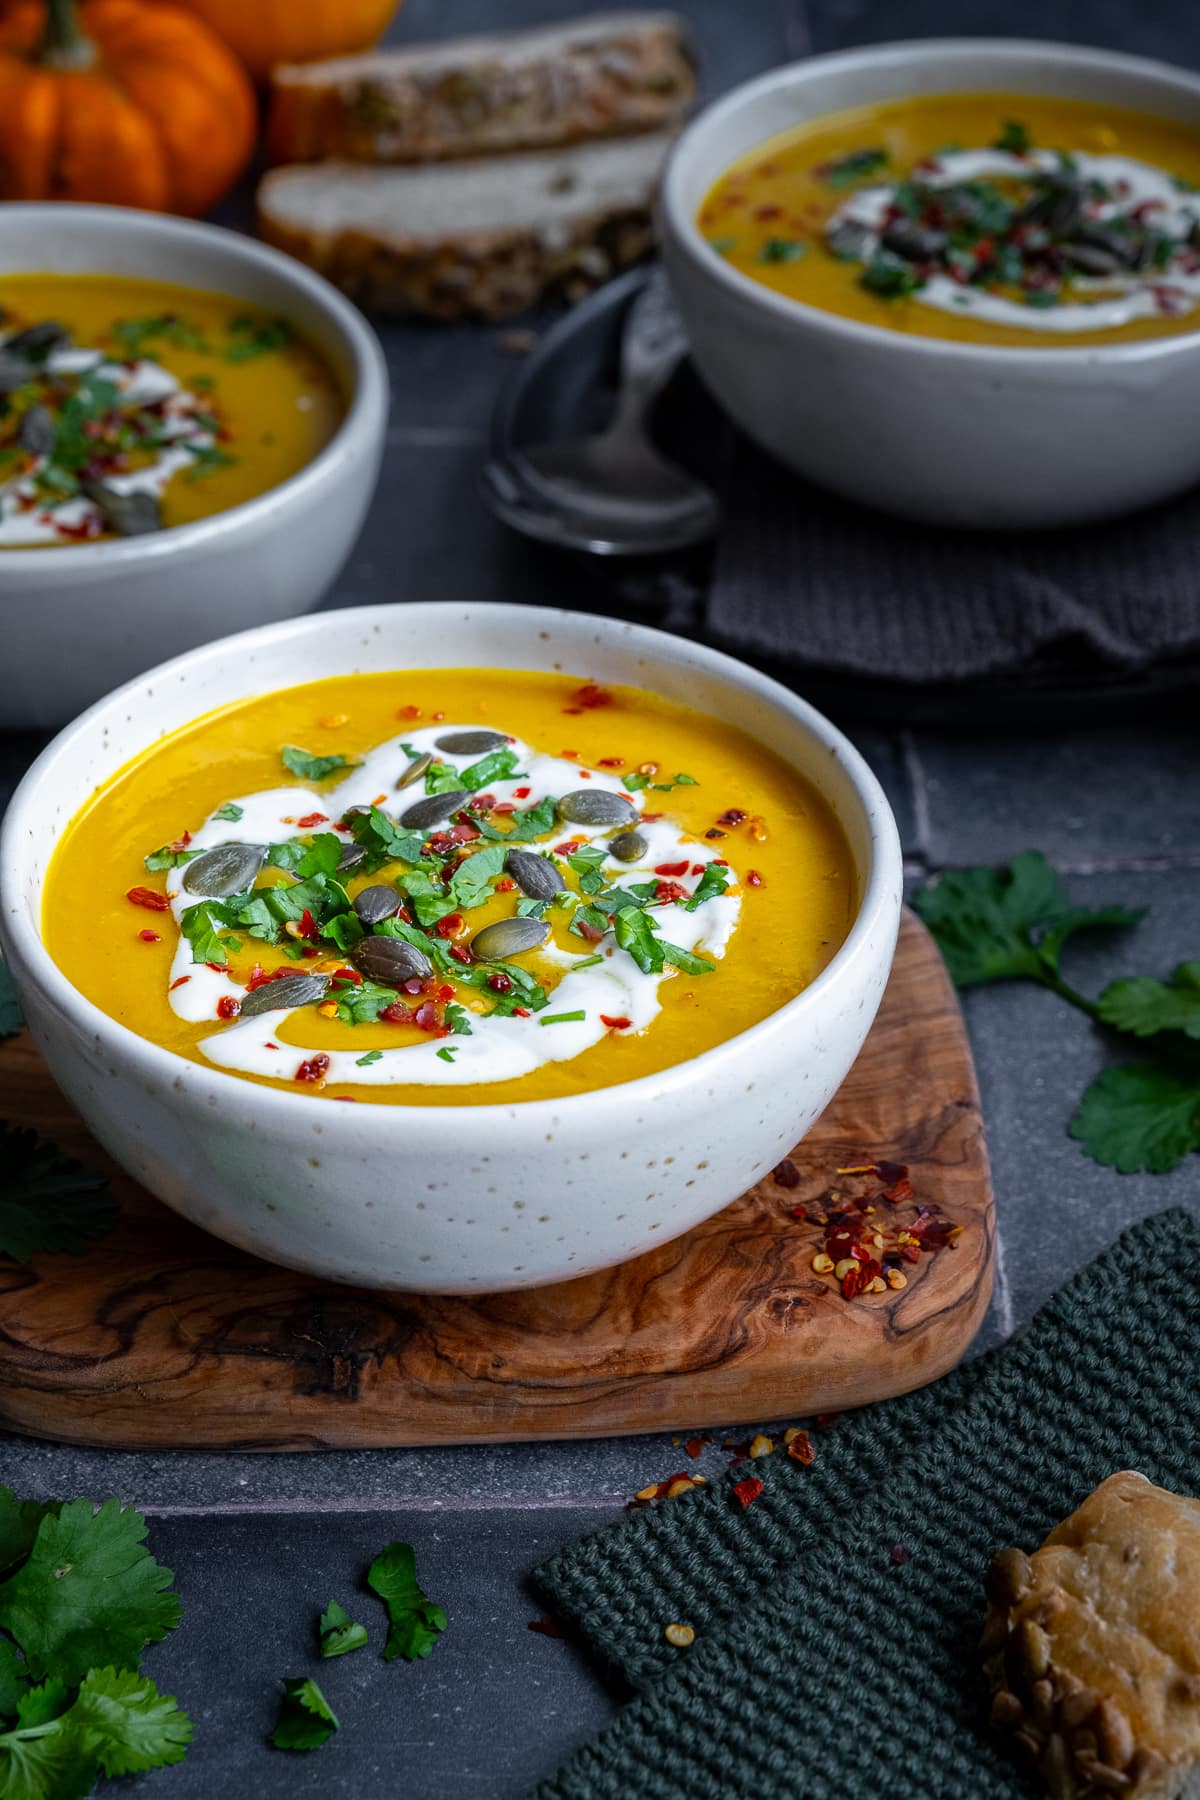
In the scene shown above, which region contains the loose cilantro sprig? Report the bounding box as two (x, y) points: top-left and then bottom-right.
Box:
(916, 852), (1200, 1174)
(0, 1126), (117, 1263)
(270, 1677), (337, 1751)
(366, 1542), (446, 1663)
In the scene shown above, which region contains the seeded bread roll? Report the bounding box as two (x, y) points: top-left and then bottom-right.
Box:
(265, 13), (695, 167)
(256, 133), (670, 320)
(983, 1471), (1200, 1799)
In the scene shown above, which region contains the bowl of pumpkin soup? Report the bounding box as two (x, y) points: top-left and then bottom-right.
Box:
(0, 601), (902, 1293)
(0, 204), (387, 728)
(661, 40), (1200, 526)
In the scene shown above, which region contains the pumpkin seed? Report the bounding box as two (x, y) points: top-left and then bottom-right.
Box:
(435, 729), (507, 755)
(504, 849), (562, 901)
(557, 789), (637, 827)
(353, 934), (433, 985)
(82, 479), (163, 537)
(337, 843), (366, 872)
(239, 973), (330, 1019)
(353, 884), (401, 925)
(18, 404), (55, 457)
(399, 790), (470, 830)
(4, 321), (69, 361)
(397, 751), (434, 789)
(608, 829), (647, 864)
(181, 842), (267, 897)
(471, 917), (550, 962)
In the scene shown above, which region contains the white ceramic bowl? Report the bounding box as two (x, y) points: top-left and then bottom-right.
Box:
(0, 602), (901, 1293)
(0, 204), (388, 729)
(661, 40), (1200, 528)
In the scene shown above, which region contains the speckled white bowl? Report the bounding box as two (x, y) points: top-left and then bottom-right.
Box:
(0, 203), (388, 728)
(0, 602), (902, 1293)
(661, 39), (1200, 527)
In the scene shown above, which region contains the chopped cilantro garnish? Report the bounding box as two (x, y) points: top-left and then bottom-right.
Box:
(540, 1010), (586, 1026)
(707, 235), (737, 255)
(355, 1050), (383, 1068)
(860, 252), (923, 298)
(213, 802), (243, 822)
(993, 119), (1032, 154)
(183, 442), (237, 483)
(144, 842), (198, 872)
(270, 1676), (337, 1751)
(444, 1003), (474, 1037)
(459, 748), (522, 790)
(225, 315), (294, 363)
(366, 1542), (446, 1662)
(685, 863), (732, 911)
(336, 980), (400, 1026)
(111, 314), (210, 359)
(281, 745), (357, 783)
(475, 795), (558, 842)
(757, 238), (806, 264)
(0, 1125), (117, 1263)
(1021, 289), (1060, 309)
(572, 954), (604, 970)
(436, 1046), (457, 1062)
(180, 900), (239, 966)
(621, 771), (698, 794)
(819, 147), (890, 188)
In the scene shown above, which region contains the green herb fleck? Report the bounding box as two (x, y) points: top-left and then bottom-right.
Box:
(355, 1050), (383, 1068)
(281, 745), (358, 783)
(318, 1600), (368, 1659)
(540, 1011), (586, 1026)
(366, 1541), (446, 1662)
(860, 252), (923, 298)
(818, 147), (890, 188)
(225, 315), (294, 363)
(436, 1045), (457, 1063)
(756, 238), (806, 264)
(707, 235), (737, 255)
(993, 119), (1032, 154)
(270, 1677), (338, 1751)
(214, 802), (243, 822)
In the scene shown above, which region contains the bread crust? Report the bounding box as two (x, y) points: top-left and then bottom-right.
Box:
(265, 14), (694, 167)
(983, 1471), (1200, 1799)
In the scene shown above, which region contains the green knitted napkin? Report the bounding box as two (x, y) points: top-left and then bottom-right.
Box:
(531, 1209), (1200, 1798)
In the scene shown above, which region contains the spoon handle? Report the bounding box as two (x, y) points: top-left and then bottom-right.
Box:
(616, 268), (688, 406)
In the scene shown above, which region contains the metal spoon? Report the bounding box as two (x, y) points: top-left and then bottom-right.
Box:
(482, 270), (720, 556)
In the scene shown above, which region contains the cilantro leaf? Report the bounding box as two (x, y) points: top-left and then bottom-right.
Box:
(294, 833), (343, 880)
(15, 1679), (70, 1729)
(0, 1637), (26, 1718)
(445, 1003), (473, 1037)
(0, 1716), (94, 1800)
(475, 796), (558, 842)
(143, 843), (198, 872)
(684, 863), (731, 912)
(0, 1129), (117, 1264)
(914, 853), (1143, 988)
(226, 315), (293, 363)
(335, 979), (400, 1026)
(1097, 962), (1200, 1041)
(270, 1677), (337, 1751)
(0, 1490), (56, 1579)
(0, 961), (23, 1040)
(180, 900), (239, 967)
(1070, 1062), (1200, 1174)
(994, 118), (1032, 154)
(318, 1601), (367, 1659)
(0, 1499), (181, 1686)
(447, 844), (507, 910)
(660, 941), (716, 977)
(280, 745), (356, 784)
(366, 1541), (446, 1663)
(213, 802), (243, 823)
(355, 1050), (382, 1067)
(347, 808), (428, 870)
(69, 1667), (192, 1777)
(458, 748), (521, 791)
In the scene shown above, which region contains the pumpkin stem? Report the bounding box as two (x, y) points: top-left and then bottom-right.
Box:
(41, 0), (97, 71)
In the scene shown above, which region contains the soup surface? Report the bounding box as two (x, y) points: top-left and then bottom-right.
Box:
(699, 94), (1200, 345)
(43, 671), (857, 1107)
(0, 275), (343, 547)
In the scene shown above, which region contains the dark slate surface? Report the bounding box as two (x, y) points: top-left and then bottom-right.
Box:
(3, 1), (1200, 1795)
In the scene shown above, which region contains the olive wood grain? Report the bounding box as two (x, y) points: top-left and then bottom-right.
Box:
(0, 909), (993, 1450)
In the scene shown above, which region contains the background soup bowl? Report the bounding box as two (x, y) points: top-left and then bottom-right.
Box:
(0, 602), (902, 1294)
(661, 39), (1200, 529)
(0, 203), (388, 730)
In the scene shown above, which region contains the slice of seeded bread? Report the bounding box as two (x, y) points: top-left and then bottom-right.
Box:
(265, 12), (694, 167)
(257, 132), (671, 320)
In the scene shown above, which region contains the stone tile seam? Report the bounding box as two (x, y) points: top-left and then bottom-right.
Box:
(897, 731), (934, 860)
(134, 1494), (630, 1519)
(921, 850), (1200, 877)
(385, 426), (487, 448)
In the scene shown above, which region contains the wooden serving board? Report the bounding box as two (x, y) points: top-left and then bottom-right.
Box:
(0, 911), (992, 1451)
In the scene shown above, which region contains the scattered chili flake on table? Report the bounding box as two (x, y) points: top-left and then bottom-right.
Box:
(785, 1429), (815, 1466)
(890, 1543), (911, 1566)
(126, 885), (170, 911)
(773, 1157), (801, 1188)
(732, 1476), (764, 1510)
(527, 1615), (564, 1639)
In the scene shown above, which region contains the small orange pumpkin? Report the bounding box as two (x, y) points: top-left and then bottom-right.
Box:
(0, 0), (256, 215)
(173, 0), (400, 82)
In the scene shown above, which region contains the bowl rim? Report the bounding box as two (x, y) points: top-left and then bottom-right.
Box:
(662, 35), (1200, 366)
(0, 201), (388, 571)
(0, 600), (902, 1131)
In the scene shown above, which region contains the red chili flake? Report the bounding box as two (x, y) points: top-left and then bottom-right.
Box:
(294, 1054), (330, 1084)
(264, 1042), (280, 1051)
(381, 1002), (412, 1024)
(126, 886), (170, 912)
(470, 792), (496, 811)
(527, 1615), (564, 1639)
(167, 831), (192, 852)
(746, 870), (765, 888)
(491, 802), (516, 816)
(296, 812), (328, 828)
(576, 919), (605, 944)
(488, 972), (513, 993)
(247, 965), (297, 992)
(169, 975), (191, 991)
(297, 908), (318, 939)
(705, 828), (726, 841)
(432, 711), (445, 722)
(641, 812), (663, 823)
(600, 1014), (632, 1030)
(495, 877), (517, 893)
(653, 880), (688, 905)
(597, 757), (624, 768)
(513, 1005), (531, 1018)
(137, 929), (160, 944)
(786, 1431), (815, 1466)
(654, 860), (689, 877)
(561, 749), (579, 760)
(437, 983), (455, 1002)
(216, 995), (241, 1020)
(206, 961), (227, 973)
(449, 944), (472, 965)
(397, 704), (422, 719)
(773, 1158), (801, 1188)
(790, 1205), (809, 1222)
(513, 786), (531, 799)
(684, 1436), (706, 1460)
(890, 1544), (911, 1566)
(690, 863), (706, 876)
(436, 912), (465, 939)
(732, 1477), (764, 1510)
(841, 1265), (866, 1300)
(554, 838), (584, 855)
(414, 1001), (447, 1035)
(717, 808), (747, 826)
(568, 683), (613, 710)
